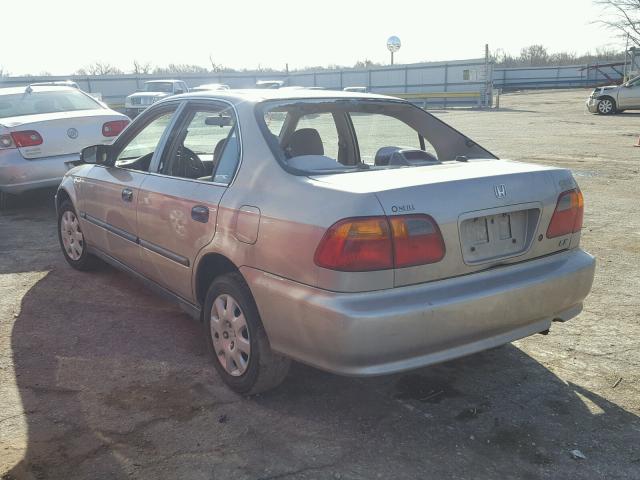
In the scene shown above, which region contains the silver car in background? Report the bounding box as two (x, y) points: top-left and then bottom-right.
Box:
(0, 85), (129, 208)
(586, 74), (640, 114)
(55, 89), (595, 394)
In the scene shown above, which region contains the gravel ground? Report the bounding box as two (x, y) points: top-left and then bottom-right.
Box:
(0, 89), (638, 480)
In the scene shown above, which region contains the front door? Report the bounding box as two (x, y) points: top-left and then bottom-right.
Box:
(79, 104), (179, 270)
(617, 77), (640, 109)
(136, 101), (241, 301)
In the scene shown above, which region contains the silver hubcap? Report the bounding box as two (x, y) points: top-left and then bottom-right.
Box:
(210, 294), (251, 376)
(599, 100), (613, 113)
(60, 211), (84, 261)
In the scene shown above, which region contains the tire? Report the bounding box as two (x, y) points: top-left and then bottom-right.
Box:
(597, 96), (616, 115)
(204, 272), (290, 395)
(57, 200), (100, 271)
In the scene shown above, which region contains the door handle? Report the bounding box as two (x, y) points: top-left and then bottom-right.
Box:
(191, 205), (209, 223)
(121, 188), (133, 202)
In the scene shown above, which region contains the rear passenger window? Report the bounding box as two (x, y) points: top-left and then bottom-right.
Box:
(295, 113), (340, 159)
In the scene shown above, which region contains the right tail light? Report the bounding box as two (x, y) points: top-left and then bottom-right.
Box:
(546, 188), (584, 238)
(314, 214), (445, 272)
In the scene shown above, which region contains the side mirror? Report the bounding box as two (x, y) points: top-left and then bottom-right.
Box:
(81, 144), (111, 165)
(174, 89), (184, 95)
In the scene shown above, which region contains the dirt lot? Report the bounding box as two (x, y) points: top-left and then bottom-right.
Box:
(1, 89), (639, 480)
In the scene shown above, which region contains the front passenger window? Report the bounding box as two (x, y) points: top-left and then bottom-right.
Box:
(116, 110), (175, 171)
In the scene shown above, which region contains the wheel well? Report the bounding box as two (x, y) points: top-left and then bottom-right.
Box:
(195, 253), (239, 306)
(56, 188), (71, 210)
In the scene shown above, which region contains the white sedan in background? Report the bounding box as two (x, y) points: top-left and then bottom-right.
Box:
(0, 85), (129, 208)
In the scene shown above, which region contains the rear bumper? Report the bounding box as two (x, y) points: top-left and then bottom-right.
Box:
(0, 149), (78, 194)
(243, 248), (596, 376)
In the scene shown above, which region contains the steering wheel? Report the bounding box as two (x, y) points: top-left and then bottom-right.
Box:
(176, 146), (206, 178)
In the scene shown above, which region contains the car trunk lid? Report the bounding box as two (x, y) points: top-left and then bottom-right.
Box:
(310, 159), (579, 287)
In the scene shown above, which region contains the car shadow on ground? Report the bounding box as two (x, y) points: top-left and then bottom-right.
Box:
(2, 201), (639, 479)
(5, 271), (640, 479)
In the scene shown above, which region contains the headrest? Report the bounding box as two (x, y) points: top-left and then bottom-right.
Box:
(286, 128), (324, 157)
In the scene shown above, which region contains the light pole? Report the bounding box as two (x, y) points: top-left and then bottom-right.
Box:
(387, 36), (401, 65)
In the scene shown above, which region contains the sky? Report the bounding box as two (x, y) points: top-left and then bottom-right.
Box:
(1, 0), (622, 75)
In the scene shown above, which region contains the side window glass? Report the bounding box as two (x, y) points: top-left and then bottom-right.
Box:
(294, 113), (339, 159)
(349, 113), (436, 165)
(161, 106), (239, 183)
(213, 128), (240, 184)
(115, 110), (174, 171)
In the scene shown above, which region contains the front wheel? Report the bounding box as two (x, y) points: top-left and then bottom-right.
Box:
(57, 200), (100, 270)
(204, 273), (290, 395)
(597, 96), (616, 115)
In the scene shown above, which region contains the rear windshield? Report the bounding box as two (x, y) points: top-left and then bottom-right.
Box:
(0, 89), (102, 118)
(257, 98), (496, 175)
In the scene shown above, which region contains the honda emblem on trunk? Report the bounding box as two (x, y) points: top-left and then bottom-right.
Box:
(494, 184), (507, 198)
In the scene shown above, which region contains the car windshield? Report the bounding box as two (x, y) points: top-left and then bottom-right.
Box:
(0, 89), (102, 118)
(145, 82), (174, 93)
(257, 98), (496, 175)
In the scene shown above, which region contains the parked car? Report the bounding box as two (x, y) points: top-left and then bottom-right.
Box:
(124, 80), (189, 118)
(255, 80), (284, 89)
(0, 85), (129, 209)
(191, 83), (230, 92)
(586, 74), (640, 114)
(55, 89), (595, 394)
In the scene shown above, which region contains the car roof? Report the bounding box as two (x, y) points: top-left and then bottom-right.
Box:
(0, 85), (79, 95)
(170, 88), (400, 105)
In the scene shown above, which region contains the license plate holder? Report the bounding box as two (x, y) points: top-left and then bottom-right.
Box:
(460, 209), (535, 264)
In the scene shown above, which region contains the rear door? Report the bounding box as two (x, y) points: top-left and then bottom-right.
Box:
(136, 100), (241, 301)
(79, 103), (180, 270)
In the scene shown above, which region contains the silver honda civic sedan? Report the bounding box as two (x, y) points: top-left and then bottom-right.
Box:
(55, 89), (595, 394)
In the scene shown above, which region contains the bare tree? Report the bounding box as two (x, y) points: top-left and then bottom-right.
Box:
(595, 0), (640, 46)
(520, 45), (550, 66)
(75, 62), (123, 75)
(132, 60), (152, 75)
(0, 66), (8, 77)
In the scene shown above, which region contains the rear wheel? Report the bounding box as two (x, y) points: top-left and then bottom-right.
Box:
(57, 200), (100, 270)
(204, 272), (290, 395)
(597, 96), (616, 115)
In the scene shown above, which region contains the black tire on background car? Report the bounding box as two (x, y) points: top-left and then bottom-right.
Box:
(57, 200), (100, 271)
(597, 96), (616, 115)
(0, 191), (9, 210)
(204, 272), (291, 395)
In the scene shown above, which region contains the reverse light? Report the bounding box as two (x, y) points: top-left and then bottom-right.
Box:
(102, 120), (129, 137)
(314, 214), (446, 272)
(546, 189), (584, 238)
(390, 215), (446, 267)
(10, 130), (43, 147)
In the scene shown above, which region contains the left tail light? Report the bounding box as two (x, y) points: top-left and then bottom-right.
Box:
(102, 120), (129, 137)
(0, 135), (15, 149)
(10, 130), (43, 147)
(314, 214), (446, 272)
(546, 188), (584, 238)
